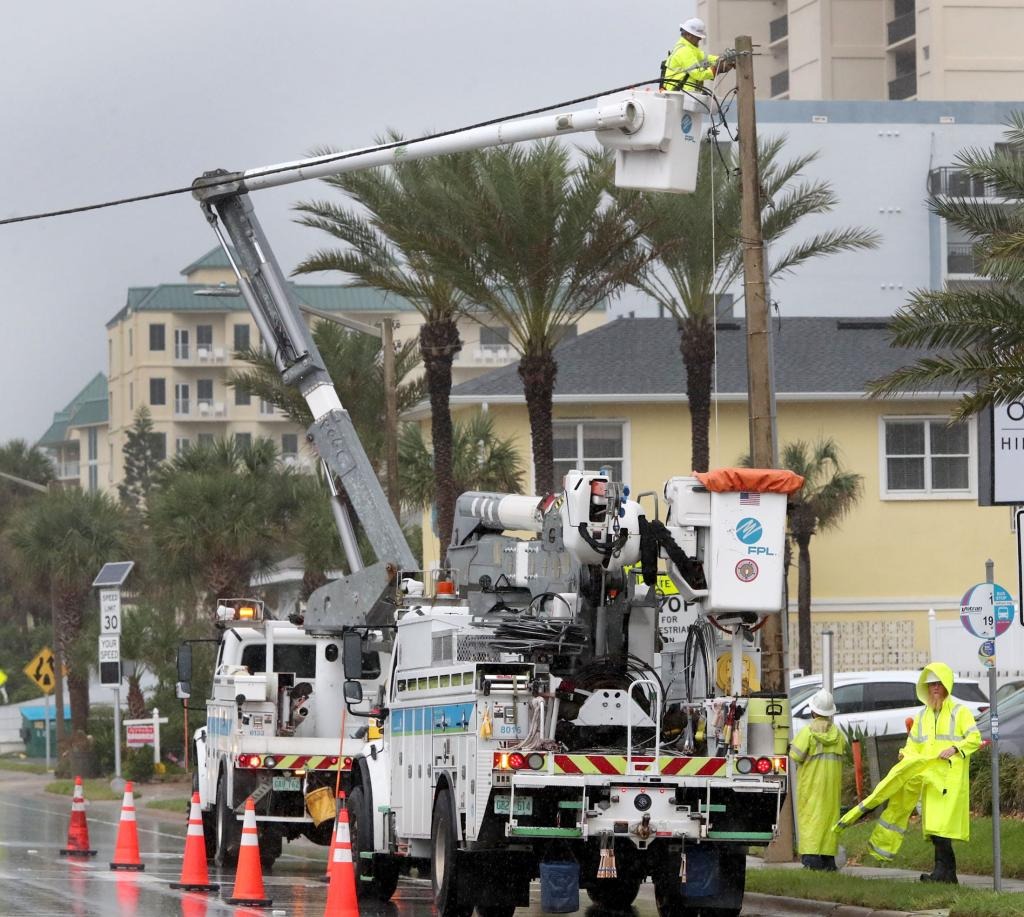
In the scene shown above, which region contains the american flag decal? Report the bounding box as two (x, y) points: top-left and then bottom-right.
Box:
(739, 492), (760, 505)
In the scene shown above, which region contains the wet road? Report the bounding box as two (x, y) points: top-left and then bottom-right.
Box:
(0, 771), (785, 916)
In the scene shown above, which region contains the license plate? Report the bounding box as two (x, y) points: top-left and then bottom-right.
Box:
(493, 795), (532, 815)
(272, 776), (301, 792)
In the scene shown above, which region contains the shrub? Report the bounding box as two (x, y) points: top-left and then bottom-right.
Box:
(123, 746), (155, 784)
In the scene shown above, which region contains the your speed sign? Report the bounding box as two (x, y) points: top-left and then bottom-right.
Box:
(960, 582), (1015, 639)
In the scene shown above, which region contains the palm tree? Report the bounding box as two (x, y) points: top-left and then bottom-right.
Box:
(0, 439), (55, 488)
(778, 438), (863, 675)
(146, 437), (305, 618)
(428, 142), (648, 495)
(291, 142), (478, 547)
(7, 488), (129, 735)
(609, 138), (880, 471)
(868, 113), (1024, 415)
(398, 414), (525, 523)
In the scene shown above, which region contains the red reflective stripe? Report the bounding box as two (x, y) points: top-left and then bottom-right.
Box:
(697, 758), (725, 776)
(590, 756), (620, 775)
(554, 755), (582, 774)
(661, 757), (689, 775)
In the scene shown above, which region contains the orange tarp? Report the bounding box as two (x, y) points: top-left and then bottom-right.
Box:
(694, 468), (805, 494)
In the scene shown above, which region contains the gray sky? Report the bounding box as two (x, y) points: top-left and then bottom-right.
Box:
(0, 0), (696, 443)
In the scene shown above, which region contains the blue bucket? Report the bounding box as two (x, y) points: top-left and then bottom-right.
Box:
(539, 861), (580, 913)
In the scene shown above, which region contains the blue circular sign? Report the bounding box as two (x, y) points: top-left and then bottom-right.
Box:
(960, 582), (1016, 639)
(735, 517), (763, 545)
(681, 113), (693, 135)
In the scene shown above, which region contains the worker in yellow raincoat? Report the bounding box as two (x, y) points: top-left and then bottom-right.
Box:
(790, 689), (847, 871)
(661, 18), (735, 93)
(833, 662), (980, 884)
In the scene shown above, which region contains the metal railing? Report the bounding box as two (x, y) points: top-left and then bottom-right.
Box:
(769, 14), (788, 43)
(888, 71), (916, 100)
(947, 243), (984, 276)
(887, 10), (915, 44)
(928, 167), (998, 198)
(770, 69), (790, 97)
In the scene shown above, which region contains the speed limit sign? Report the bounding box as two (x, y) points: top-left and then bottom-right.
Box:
(99, 589), (122, 635)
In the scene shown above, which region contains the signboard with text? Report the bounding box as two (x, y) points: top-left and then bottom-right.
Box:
(960, 582), (1015, 639)
(126, 723), (155, 748)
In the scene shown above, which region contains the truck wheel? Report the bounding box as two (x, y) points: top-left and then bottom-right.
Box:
(214, 773), (240, 868)
(349, 785), (399, 902)
(431, 788), (471, 917)
(477, 906), (516, 917)
(258, 825), (283, 870)
(192, 770), (216, 861)
(587, 878), (642, 911)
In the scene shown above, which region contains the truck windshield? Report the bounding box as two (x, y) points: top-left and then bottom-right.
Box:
(241, 644), (317, 678)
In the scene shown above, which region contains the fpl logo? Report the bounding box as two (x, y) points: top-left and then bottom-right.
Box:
(736, 516), (776, 556)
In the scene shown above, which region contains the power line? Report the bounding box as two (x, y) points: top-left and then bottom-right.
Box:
(0, 77), (665, 229)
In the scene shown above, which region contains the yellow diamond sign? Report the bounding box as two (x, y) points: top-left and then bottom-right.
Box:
(24, 646), (56, 695)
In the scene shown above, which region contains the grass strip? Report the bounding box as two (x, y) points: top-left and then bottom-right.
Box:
(44, 779), (140, 801)
(0, 758), (49, 774)
(838, 816), (1024, 879)
(748, 867), (1023, 916)
(145, 797), (190, 812)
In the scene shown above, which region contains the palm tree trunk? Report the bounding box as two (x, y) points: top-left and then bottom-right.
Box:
(678, 315), (715, 473)
(126, 676), (146, 719)
(419, 318), (462, 555)
(55, 590), (90, 735)
(796, 534), (813, 675)
(518, 352), (558, 495)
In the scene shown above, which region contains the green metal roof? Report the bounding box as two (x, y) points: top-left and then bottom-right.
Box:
(180, 247), (233, 275)
(37, 372), (108, 446)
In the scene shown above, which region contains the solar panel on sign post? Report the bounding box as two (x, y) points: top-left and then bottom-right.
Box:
(92, 561), (135, 588)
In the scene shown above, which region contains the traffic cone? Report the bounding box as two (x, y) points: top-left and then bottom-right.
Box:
(60, 776), (97, 858)
(323, 791), (358, 917)
(170, 792), (220, 891)
(109, 781), (145, 871)
(318, 789), (342, 883)
(224, 797), (272, 907)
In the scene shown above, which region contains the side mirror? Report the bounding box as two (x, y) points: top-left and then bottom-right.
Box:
(342, 631), (364, 680)
(177, 644), (193, 682)
(344, 680), (364, 704)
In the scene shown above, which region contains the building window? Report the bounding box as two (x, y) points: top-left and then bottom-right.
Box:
(235, 386), (251, 406)
(129, 381), (134, 411)
(88, 465), (98, 492)
(235, 432), (252, 450)
(198, 433), (215, 446)
(480, 325), (511, 349)
(234, 323), (251, 352)
(881, 416), (973, 498)
(87, 428), (98, 461)
(176, 437), (191, 455)
(260, 399), (275, 416)
(197, 379), (214, 410)
(281, 433), (298, 459)
(149, 432), (167, 462)
(149, 323), (165, 351)
(175, 328), (190, 360)
(175, 382), (190, 415)
(128, 328), (133, 357)
(197, 324), (214, 359)
(149, 378), (166, 406)
(552, 421), (627, 487)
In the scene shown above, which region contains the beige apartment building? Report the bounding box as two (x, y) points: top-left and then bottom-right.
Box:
(47, 247), (606, 492)
(697, 0), (1024, 100)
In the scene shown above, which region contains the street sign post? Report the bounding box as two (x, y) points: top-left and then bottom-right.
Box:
(93, 560), (134, 782)
(99, 589), (122, 635)
(124, 709), (169, 765)
(23, 646), (56, 695)
(98, 635), (121, 687)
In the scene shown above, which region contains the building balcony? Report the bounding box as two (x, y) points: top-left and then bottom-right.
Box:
(928, 167), (997, 198)
(888, 71), (917, 100)
(886, 11), (915, 46)
(463, 345), (515, 366)
(174, 399), (191, 416)
(946, 243), (985, 277)
(770, 69), (790, 98)
(56, 461), (80, 480)
(174, 346), (227, 365)
(768, 14), (788, 46)
(193, 400), (226, 418)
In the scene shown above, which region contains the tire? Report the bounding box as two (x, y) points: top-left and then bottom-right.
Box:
(431, 788), (471, 917)
(258, 824), (283, 870)
(477, 906), (516, 917)
(349, 785), (399, 902)
(587, 878), (642, 911)
(214, 772), (241, 868)
(192, 769), (216, 861)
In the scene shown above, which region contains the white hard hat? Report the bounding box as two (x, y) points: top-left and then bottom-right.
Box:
(924, 670), (944, 684)
(808, 689), (837, 718)
(680, 17), (708, 39)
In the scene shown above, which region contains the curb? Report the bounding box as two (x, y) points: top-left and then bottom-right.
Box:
(744, 893), (912, 917)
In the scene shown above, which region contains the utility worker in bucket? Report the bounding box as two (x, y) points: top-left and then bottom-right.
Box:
(661, 18), (735, 93)
(903, 662), (981, 884)
(789, 689), (846, 871)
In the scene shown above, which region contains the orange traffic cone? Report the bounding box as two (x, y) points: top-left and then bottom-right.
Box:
(323, 791), (358, 917)
(318, 790), (342, 884)
(60, 776), (97, 858)
(170, 792), (220, 891)
(109, 781), (145, 871)
(224, 797), (272, 907)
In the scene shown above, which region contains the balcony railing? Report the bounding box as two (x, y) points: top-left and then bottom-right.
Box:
(56, 461), (80, 480)
(947, 243), (985, 276)
(769, 14), (788, 43)
(928, 167), (997, 198)
(888, 71), (916, 99)
(770, 69), (789, 97)
(174, 399), (191, 415)
(887, 10), (915, 45)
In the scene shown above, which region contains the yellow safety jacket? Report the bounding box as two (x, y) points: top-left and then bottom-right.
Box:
(790, 720), (846, 855)
(662, 36), (718, 92)
(901, 662), (981, 841)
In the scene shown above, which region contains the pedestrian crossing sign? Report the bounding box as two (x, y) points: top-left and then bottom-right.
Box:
(24, 646), (56, 695)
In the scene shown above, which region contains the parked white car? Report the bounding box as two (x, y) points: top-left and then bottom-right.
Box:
(789, 670), (989, 737)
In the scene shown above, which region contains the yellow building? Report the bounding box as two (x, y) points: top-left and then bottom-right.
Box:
(37, 372), (110, 491)
(410, 316), (1017, 672)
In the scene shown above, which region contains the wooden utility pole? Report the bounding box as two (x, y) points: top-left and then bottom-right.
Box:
(735, 34), (793, 862)
(381, 316), (400, 519)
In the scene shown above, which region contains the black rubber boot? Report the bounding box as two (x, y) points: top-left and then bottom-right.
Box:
(920, 837), (958, 884)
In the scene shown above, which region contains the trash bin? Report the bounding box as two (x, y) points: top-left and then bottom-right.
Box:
(19, 705), (70, 758)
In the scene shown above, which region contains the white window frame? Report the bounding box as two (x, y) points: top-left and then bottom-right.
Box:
(547, 419), (630, 493)
(878, 414), (976, 500)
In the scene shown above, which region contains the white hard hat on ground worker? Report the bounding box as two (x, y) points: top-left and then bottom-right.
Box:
(680, 17), (708, 39)
(808, 689), (838, 718)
